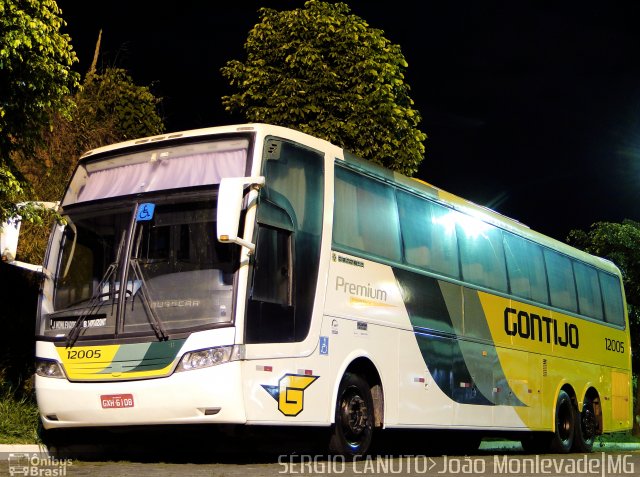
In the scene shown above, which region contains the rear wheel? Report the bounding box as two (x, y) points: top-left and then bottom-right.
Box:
(550, 390), (575, 453)
(329, 373), (374, 456)
(573, 396), (597, 452)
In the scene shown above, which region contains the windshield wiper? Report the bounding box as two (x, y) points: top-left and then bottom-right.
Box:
(66, 231), (126, 347)
(128, 258), (168, 341)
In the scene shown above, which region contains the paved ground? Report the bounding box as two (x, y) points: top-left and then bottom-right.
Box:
(1, 448), (639, 477)
(1, 429), (639, 477)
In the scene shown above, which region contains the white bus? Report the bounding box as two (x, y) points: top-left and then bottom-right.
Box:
(35, 124), (632, 455)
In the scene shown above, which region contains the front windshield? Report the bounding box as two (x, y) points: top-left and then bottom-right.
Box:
(41, 194), (237, 340)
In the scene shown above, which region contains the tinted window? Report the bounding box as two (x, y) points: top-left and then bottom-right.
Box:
(600, 272), (625, 326)
(544, 250), (578, 312)
(456, 216), (508, 292)
(503, 233), (549, 304)
(397, 191), (460, 279)
(248, 139), (324, 343)
(251, 227), (292, 306)
(334, 167), (402, 262)
(574, 261), (604, 320)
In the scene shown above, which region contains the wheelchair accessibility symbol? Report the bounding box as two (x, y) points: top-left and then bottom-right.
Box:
(136, 203), (155, 222)
(320, 336), (329, 355)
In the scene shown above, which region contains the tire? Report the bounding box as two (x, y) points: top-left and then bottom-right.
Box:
(573, 396), (597, 453)
(550, 390), (575, 453)
(329, 373), (374, 456)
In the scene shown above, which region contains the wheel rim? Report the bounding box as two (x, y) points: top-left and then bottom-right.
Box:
(581, 405), (596, 443)
(339, 386), (369, 445)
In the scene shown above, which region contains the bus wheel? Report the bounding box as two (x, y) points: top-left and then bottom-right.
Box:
(329, 373), (374, 456)
(573, 396), (596, 453)
(550, 390), (575, 453)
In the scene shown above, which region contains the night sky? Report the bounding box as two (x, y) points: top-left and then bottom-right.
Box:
(55, 0), (640, 242)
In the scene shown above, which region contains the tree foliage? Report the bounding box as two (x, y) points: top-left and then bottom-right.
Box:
(0, 0), (79, 162)
(221, 0), (426, 176)
(79, 68), (164, 142)
(0, 0), (80, 223)
(16, 66), (164, 201)
(13, 64), (164, 264)
(567, 220), (640, 435)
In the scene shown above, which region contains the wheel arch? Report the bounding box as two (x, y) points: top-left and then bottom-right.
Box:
(561, 383), (577, 404)
(565, 383), (603, 436)
(581, 386), (603, 435)
(332, 355), (384, 428)
(556, 383), (577, 429)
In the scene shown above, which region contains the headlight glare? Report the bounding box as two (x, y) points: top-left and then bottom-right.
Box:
(35, 358), (65, 379)
(176, 345), (244, 372)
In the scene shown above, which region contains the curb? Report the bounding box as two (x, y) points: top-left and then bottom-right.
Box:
(0, 445), (46, 452)
(0, 444), (48, 456)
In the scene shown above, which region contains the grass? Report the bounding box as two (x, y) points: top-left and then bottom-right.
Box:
(0, 263), (43, 445)
(0, 385), (40, 444)
(597, 431), (640, 444)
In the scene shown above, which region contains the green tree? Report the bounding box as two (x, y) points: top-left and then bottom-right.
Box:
(0, 0), (80, 223)
(221, 0), (426, 176)
(13, 58), (165, 263)
(78, 67), (164, 143)
(567, 220), (640, 436)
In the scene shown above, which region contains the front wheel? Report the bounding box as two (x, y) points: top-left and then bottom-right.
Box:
(329, 373), (374, 456)
(550, 390), (575, 453)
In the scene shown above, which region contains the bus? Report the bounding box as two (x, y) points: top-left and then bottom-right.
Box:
(34, 123), (632, 455)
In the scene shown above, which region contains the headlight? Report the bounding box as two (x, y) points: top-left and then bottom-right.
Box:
(176, 345), (244, 372)
(35, 358), (66, 379)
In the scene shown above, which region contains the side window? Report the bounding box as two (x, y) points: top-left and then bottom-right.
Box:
(333, 167), (402, 262)
(573, 261), (604, 320)
(251, 226), (292, 306)
(456, 215), (508, 292)
(544, 249), (578, 313)
(503, 233), (549, 304)
(600, 272), (625, 326)
(54, 228), (96, 309)
(397, 191), (460, 279)
(246, 226), (295, 343)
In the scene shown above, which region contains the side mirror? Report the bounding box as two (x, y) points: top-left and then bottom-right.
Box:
(1, 217), (21, 263)
(1, 201), (58, 273)
(217, 176), (265, 252)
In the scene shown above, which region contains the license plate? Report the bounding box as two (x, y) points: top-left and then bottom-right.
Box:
(101, 394), (134, 409)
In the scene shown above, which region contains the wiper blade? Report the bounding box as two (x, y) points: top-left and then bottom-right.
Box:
(128, 259), (168, 341)
(65, 265), (116, 346)
(66, 232), (126, 347)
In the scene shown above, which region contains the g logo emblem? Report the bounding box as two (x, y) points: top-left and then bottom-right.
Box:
(262, 373), (318, 416)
